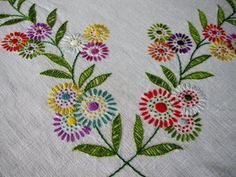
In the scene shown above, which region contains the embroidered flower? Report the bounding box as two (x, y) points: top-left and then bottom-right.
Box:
(26, 23), (52, 41)
(148, 42), (174, 62)
(210, 40), (235, 61)
(74, 89), (117, 128)
(18, 40), (45, 59)
(84, 24), (109, 42)
(48, 83), (82, 115)
(147, 23), (172, 42)
(139, 88), (182, 128)
(53, 113), (91, 142)
(165, 115), (201, 142)
(81, 42), (109, 61)
(1, 32), (28, 52)
(167, 33), (192, 54)
(172, 83), (206, 116)
(226, 34), (236, 53)
(202, 24), (226, 42)
(61, 33), (87, 54)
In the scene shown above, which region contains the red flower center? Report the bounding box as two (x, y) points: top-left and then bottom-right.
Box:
(91, 48), (99, 55)
(11, 38), (19, 44)
(157, 48), (164, 54)
(155, 102), (167, 113)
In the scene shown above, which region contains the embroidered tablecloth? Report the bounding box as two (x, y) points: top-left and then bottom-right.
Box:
(0, 0), (236, 177)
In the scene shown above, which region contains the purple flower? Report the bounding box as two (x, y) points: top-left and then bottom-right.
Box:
(27, 23), (52, 41)
(167, 33), (192, 54)
(226, 34), (236, 53)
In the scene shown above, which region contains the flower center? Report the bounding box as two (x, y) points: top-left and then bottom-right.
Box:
(88, 102), (99, 111)
(155, 102), (167, 113)
(61, 93), (70, 100)
(156, 30), (162, 34)
(70, 40), (79, 47)
(67, 117), (76, 126)
(177, 40), (184, 45)
(184, 94), (192, 101)
(93, 30), (101, 37)
(11, 38), (18, 44)
(157, 48), (165, 54)
(91, 48), (99, 55)
(178, 118), (187, 126)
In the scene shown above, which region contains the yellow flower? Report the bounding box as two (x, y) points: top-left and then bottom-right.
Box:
(48, 83), (82, 115)
(84, 24), (109, 42)
(210, 40), (235, 61)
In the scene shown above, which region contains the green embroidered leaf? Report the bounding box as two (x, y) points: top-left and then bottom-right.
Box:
(183, 71), (214, 80)
(47, 9), (57, 28)
(138, 143), (183, 156)
(17, 0), (26, 10)
(183, 55), (211, 73)
(0, 18), (25, 27)
(217, 5), (225, 26)
(133, 115), (144, 152)
(226, 0), (236, 12)
(40, 69), (72, 79)
(78, 64), (95, 87)
(84, 73), (111, 92)
(188, 21), (201, 45)
(44, 53), (72, 72)
(9, 0), (16, 5)
(55, 21), (68, 45)
(73, 144), (115, 157)
(227, 19), (236, 27)
(161, 65), (178, 88)
(0, 14), (11, 19)
(28, 4), (36, 24)
(198, 9), (208, 28)
(111, 114), (122, 152)
(146, 72), (172, 92)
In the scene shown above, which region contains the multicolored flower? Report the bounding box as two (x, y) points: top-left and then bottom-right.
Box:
(147, 23), (172, 42)
(48, 83), (82, 115)
(26, 23), (52, 41)
(81, 42), (109, 61)
(61, 33), (87, 54)
(18, 40), (45, 59)
(84, 24), (109, 42)
(148, 42), (174, 62)
(172, 83), (206, 116)
(1, 32), (28, 52)
(226, 34), (236, 53)
(202, 24), (226, 42)
(74, 89), (118, 128)
(139, 88), (182, 128)
(167, 33), (192, 53)
(165, 115), (201, 142)
(53, 113), (91, 142)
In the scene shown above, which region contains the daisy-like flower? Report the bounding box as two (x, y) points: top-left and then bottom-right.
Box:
(147, 23), (172, 42)
(53, 113), (91, 142)
(48, 83), (82, 115)
(139, 88), (182, 128)
(61, 33), (87, 54)
(81, 42), (109, 61)
(26, 23), (52, 41)
(167, 33), (192, 54)
(84, 24), (109, 42)
(18, 40), (45, 59)
(172, 83), (206, 116)
(226, 34), (236, 53)
(148, 42), (174, 62)
(1, 32), (28, 52)
(165, 114), (201, 142)
(202, 24), (226, 42)
(210, 40), (235, 61)
(74, 89), (118, 128)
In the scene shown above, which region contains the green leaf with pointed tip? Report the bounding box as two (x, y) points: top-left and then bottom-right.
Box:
(17, 0), (26, 10)
(78, 64), (95, 87)
(40, 69), (72, 79)
(183, 55), (211, 73)
(28, 4), (36, 24)
(9, 0), (16, 5)
(217, 5), (225, 26)
(0, 18), (25, 27)
(0, 14), (11, 19)
(227, 19), (236, 26)
(55, 21), (68, 45)
(188, 21), (201, 45)
(111, 114), (122, 152)
(133, 115), (144, 152)
(138, 143), (183, 156)
(198, 9), (208, 28)
(73, 144), (115, 157)
(226, 0), (236, 12)
(84, 73), (111, 92)
(161, 65), (178, 88)
(47, 9), (57, 28)
(183, 71), (214, 80)
(146, 72), (172, 92)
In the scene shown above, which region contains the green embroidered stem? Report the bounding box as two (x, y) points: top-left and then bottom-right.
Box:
(109, 127), (159, 177)
(7, 0), (30, 20)
(72, 52), (80, 85)
(96, 127), (146, 177)
(219, 11), (235, 26)
(176, 54), (182, 84)
(48, 37), (64, 57)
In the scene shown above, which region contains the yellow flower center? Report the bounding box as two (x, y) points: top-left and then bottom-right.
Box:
(67, 117), (76, 125)
(93, 30), (101, 37)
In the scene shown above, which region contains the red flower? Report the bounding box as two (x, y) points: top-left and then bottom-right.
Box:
(139, 88), (182, 128)
(202, 24), (226, 42)
(1, 32), (28, 52)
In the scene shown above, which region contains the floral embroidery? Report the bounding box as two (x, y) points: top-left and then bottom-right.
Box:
(19, 40), (45, 59)
(26, 23), (52, 41)
(226, 34), (236, 53)
(202, 24), (226, 42)
(147, 23), (172, 42)
(84, 24), (109, 42)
